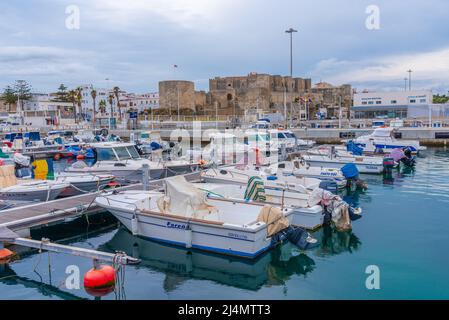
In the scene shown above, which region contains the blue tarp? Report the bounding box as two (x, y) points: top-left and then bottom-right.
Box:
(347, 141), (364, 156)
(341, 163), (360, 179)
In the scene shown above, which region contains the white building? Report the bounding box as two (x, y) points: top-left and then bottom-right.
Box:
(120, 92), (159, 113)
(353, 90), (438, 119)
(80, 85), (118, 118)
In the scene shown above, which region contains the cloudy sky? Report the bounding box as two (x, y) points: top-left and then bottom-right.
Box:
(1, 0), (449, 94)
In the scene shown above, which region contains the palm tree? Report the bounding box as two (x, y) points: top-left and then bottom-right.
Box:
(68, 90), (77, 123)
(108, 94), (115, 117)
(76, 87), (83, 122)
(91, 89), (97, 124)
(99, 100), (106, 114)
(113, 86), (121, 120)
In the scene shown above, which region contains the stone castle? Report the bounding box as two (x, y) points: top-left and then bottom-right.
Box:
(159, 72), (352, 118)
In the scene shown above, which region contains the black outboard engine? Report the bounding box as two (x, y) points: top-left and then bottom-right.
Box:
(401, 147), (416, 167)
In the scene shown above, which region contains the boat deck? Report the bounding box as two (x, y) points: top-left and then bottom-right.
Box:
(0, 172), (201, 232)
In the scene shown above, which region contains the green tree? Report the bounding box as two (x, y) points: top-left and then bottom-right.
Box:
(113, 86), (121, 120)
(99, 100), (106, 114)
(433, 94), (449, 104)
(13, 80), (32, 114)
(108, 94), (115, 116)
(68, 90), (78, 123)
(1, 86), (17, 112)
(54, 84), (69, 102)
(76, 87), (83, 121)
(91, 89), (97, 122)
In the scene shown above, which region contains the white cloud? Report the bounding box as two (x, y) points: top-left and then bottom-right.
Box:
(76, 0), (236, 31)
(311, 47), (449, 90)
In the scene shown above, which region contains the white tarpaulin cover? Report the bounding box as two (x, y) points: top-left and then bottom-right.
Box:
(162, 175), (216, 218)
(373, 127), (393, 138)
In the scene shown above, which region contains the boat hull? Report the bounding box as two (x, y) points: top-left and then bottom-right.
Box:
(108, 208), (277, 259)
(304, 159), (384, 174)
(0, 186), (67, 202)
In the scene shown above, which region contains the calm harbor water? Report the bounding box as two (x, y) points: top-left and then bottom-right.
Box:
(1, 148), (449, 300)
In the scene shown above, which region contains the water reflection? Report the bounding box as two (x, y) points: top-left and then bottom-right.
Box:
(313, 225), (362, 257)
(101, 225), (361, 292)
(0, 264), (86, 300)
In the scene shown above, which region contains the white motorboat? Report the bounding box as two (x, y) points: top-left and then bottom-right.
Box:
(302, 147), (385, 174)
(269, 129), (315, 151)
(351, 127), (426, 154)
(95, 176), (296, 259)
(195, 182), (324, 230)
(187, 133), (277, 166)
(54, 173), (115, 197)
(0, 165), (69, 202)
(134, 131), (175, 154)
(65, 142), (198, 182)
(201, 165), (322, 193)
(276, 159), (347, 189)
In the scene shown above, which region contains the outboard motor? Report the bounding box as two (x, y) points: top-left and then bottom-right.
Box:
(341, 163), (367, 191)
(383, 157), (395, 171)
(401, 147), (416, 167)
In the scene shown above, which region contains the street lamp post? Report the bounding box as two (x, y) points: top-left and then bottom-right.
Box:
(285, 28), (298, 77)
(407, 70), (413, 91)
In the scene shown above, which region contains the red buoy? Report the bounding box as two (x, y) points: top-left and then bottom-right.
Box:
(67, 152), (74, 158)
(54, 154), (61, 161)
(84, 265), (116, 290)
(76, 155), (85, 160)
(85, 286), (115, 298)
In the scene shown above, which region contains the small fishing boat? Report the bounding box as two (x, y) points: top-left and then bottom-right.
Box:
(269, 129), (315, 151)
(195, 182), (325, 230)
(54, 173), (115, 197)
(66, 142), (198, 182)
(351, 127), (426, 154)
(134, 131), (176, 154)
(276, 159), (347, 189)
(201, 165), (322, 193)
(95, 176), (301, 259)
(302, 146), (385, 174)
(188, 133), (274, 165)
(0, 165), (69, 202)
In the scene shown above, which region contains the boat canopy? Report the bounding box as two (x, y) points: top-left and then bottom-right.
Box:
(161, 176), (216, 218)
(372, 127), (394, 138)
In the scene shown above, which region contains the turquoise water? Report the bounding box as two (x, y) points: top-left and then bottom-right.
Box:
(1, 148), (449, 300)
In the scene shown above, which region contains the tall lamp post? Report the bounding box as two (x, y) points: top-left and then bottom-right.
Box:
(407, 69), (413, 91)
(285, 28), (298, 77)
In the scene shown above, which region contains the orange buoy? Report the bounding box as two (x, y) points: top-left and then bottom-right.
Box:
(76, 155), (85, 160)
(0, 248), (15, 262)
(84, 265), (116, 290)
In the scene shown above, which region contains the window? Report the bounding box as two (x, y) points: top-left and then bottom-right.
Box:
(362, 101), (367, 105)
(126, 146), (141, 159)
(420, 99), (426, 103)
(97, 148), (116, 161)
(410, 99), (416, 103)
(368, 101), (374, 105)
(115, 147), (132, 160)
(391, 100), (397, 104)
(376, 101), (382, 104)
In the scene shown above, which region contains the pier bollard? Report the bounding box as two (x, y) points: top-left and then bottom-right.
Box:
(142, 164), (150, 191)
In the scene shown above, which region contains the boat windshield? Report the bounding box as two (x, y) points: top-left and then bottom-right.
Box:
(285, 132), (296, 139)
(140, 133), (150, 139)
(115, 146), (141, 160)
(248, 134), (269, 142)
(97, 146), (141, 161)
